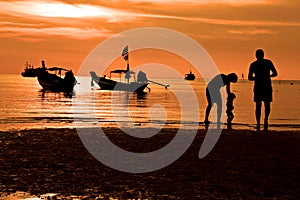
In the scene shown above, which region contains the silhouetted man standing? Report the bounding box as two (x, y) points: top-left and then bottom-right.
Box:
(248, 49), (278, 131)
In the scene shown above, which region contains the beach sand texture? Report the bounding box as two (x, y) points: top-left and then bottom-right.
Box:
(1, 128), (299, 199)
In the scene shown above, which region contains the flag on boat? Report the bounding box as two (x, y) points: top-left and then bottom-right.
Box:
(122, 45), (129, 61)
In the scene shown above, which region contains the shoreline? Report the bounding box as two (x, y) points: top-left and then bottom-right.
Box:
(1, 127), (299, 199)
(1, 122), (300, 133)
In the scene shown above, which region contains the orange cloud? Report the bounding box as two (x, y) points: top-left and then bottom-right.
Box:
(0, 0), (299, 79)
(0, 21), (43, 27)
(0, 0), (134, 22)
(227, 29), (277, 35)
(0, 27), (111, 40)
(128, 0), (278, 6)
(134, 14), (300, 27)
(0, 0), (296, 28)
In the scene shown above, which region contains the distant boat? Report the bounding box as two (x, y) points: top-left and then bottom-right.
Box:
(90, 46), (169, 93)
(184, 71), (195, 80)
(37, 60), (76, 93)
(21, 62), (42, 77)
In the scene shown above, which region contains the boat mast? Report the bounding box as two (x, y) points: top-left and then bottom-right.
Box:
(122, 46), (130, 83)
(125, 62), (130, 84)
(41, 60), (46, 69)
(126, 56), (129, 72)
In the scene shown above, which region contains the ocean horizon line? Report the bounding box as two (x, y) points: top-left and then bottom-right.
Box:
(0, 73), (299, 81)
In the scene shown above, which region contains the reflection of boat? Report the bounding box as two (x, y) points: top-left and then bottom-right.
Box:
(37, 60), (76, 93)
(21, 62), (42, 77)
(184, 71), (195, 80)
(40, 89), (73, 99)
(90, 46), (169, 93)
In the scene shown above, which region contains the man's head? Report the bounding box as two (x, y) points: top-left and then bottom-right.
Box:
(228, 73), (238, 83)
(256, 49), (264, 60)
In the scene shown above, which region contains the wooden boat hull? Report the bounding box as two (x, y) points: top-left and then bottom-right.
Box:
(98, 77), (148, 93)
(21, 68), (42, 77)
(22, 72), (37, 77)
(90, 71), (148, 93)
(185, 76), (195, 80)
(37, 71), (76, 92)
(184, 71), (195, 80)
(185, 74), (195, 80)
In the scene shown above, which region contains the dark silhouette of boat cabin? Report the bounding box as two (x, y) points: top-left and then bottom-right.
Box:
(37, 60), (76, 93)
(184, 71), (195, 80)
(21, 62), (42, 77)
(90, 46), (169, 93)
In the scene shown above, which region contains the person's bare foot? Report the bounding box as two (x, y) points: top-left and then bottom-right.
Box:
(264, 120), (268, 131)
(204, 120), (210, 129)
(256, 124), (261, 132)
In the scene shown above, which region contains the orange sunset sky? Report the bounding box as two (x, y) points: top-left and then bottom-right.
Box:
(0, 0), (299, 79)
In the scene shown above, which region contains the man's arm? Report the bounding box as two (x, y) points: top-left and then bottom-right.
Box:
(269, 61), (278, 78)
(248, 64), (255, 81)
(226, 83), (231, 95)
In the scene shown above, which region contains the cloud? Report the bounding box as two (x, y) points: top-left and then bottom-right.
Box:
(0, 0), (298, 28)
(134, 13), (300, 27)
(0, 0), (298, 42)
(0, 0), (134, 22)
(128, 0), (277, 6)
(227, 29), (277, 35)
(190, 17), (300, 27)
(0, 21), (44, 27)
(0, 26), (111, 40)
(190, 29), (276, 41)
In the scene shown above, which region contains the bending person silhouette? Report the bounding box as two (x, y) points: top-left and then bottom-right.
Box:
(204, 73), (238, 129)
(248, 49), (278, 131)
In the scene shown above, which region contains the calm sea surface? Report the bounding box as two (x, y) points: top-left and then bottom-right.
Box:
(0, 74), (299, 131)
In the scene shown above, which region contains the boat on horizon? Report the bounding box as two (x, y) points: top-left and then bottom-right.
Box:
(21, 62), (42, 77)
(90, 46), (169, 93)
(184, 70), (195, 81)
(37, 60), (77, 94)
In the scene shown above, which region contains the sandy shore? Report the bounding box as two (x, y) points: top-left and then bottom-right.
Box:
(0, 128), (299, 199)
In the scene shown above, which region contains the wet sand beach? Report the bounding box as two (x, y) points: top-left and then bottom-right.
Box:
(0, 128), (299, 199)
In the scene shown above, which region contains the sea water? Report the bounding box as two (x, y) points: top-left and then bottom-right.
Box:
(0, 74), (299, 131)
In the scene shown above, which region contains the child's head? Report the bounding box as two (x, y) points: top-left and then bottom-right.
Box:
(228, 93), (236, 100)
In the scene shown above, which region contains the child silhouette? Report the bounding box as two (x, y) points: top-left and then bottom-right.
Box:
(226, 92), (236, 130)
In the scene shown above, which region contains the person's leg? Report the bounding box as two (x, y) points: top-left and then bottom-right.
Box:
(264, 101), (271, 131)
(205, 88), (212, 124)
(217, 102), (222, 129)
(255, 101), (262, 131)
(204, 103), (212, 129)
(205, 103), (212, 123)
